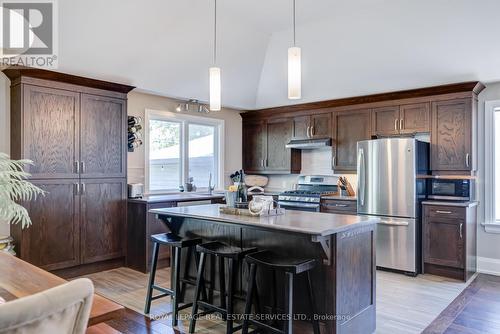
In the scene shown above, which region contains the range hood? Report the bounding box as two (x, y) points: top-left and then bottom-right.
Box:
(285, 138), (332, 149)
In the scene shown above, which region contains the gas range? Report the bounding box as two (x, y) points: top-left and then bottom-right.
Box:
(278, 175), (338, 212)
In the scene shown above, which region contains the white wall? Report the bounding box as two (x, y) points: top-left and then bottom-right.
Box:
(127, 91), (242, 189)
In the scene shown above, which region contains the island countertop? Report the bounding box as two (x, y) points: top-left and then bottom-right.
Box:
(150, 204), (378, 237)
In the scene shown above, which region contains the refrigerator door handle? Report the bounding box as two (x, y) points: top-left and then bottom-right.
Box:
(378, 220), (409, 226)
(358, 148), (366, 206)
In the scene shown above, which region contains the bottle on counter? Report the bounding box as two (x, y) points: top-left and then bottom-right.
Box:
(238, 169), (248, 203)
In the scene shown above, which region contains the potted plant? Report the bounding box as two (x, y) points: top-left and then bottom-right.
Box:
(0, 153), (45, 253)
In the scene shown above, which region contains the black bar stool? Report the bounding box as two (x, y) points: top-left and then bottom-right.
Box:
(242, 250), (320, 334)
(189, 241), (257, 334)
(144, 233), (206, 326)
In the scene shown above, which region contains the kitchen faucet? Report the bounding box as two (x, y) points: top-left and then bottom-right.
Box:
(208, 172), (215, 195)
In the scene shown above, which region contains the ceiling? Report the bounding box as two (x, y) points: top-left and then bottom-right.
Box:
(56, 0), (500, 110)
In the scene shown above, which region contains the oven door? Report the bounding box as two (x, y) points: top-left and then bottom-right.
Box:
(278, 201), (320, 212)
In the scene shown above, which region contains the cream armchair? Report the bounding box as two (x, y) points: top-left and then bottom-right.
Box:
(0, 278), (94, 334)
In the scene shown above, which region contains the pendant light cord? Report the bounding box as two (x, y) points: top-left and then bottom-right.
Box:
(293, 0), (296, 46)
(213, 0), (217, 65)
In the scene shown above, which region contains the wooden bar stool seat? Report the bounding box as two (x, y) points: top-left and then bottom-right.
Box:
(189, 241), (257, 334)
(144, 233), (205, 327)
(242, 250), (320, 334)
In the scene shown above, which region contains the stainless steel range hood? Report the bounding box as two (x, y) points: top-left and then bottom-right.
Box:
(285, 138), (332, 149)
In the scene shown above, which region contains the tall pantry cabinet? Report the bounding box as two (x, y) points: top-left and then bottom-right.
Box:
(4, 68), (134, 277)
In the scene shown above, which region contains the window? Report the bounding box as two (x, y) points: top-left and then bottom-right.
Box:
(484, 100), (500, 232)
(146, 110), (224, 193)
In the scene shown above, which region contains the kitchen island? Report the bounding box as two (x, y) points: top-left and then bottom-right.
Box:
(151, 204), (378, 334)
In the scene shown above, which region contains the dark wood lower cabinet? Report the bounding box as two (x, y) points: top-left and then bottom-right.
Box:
(80, 179), (127, 264)
(12, 180), (80, 271)
(423, 203), (477, 281)
(11, 178), (127, 274)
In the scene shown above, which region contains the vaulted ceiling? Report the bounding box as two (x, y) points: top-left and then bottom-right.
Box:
(58, 0), (500, 110)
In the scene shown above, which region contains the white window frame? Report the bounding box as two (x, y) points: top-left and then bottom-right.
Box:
(483, 100), (500, 233)
(144, 109), (225, 194)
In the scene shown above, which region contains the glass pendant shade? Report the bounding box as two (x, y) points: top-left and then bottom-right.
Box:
(288, 46), (301, 99)
(209, 66), (221, 111)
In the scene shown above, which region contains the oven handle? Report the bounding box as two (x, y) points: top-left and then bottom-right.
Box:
(277, 201), (320, 209)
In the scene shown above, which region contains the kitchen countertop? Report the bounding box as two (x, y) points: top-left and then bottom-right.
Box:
(150, 204), (378, 237)
(422, 200), (478, 208)
(321, 195), (357, 201)
(128, 192), (225, 204)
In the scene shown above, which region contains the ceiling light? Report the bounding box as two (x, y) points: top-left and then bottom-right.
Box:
(288, 0), (301, 100)
(209, 0), (221, 111)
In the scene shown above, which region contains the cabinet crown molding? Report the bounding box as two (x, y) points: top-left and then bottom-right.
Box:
(2, 66), (135, 94)
(242, 81), (485, 118)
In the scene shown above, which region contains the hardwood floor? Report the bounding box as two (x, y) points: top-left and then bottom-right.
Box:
(423, 274), (500, 333)
(79, 267), (486, 333)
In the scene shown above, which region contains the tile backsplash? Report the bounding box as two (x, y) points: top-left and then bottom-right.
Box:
(265, 148), (358, 192)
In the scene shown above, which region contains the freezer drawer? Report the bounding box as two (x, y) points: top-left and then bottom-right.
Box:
(376, 217), (418, 273)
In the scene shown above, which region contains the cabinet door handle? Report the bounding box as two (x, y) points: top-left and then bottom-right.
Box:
(332, 156), (336, 168)
(466, 153), (470, 168)
(311, 126), (315, 137)
(459, 223), (463, 239)
(80, 161), (86, 174)
(81, 183), (86, 195)
(333, 204), (348, 207)
(306, 126), (311, 138)
(74, 183), (80, 196)
(436, 210), (452, 214)
(265, 159), (268, 167)
(394, 119), (398, 131)
(74, 161), (79, 174)
(260, 159), (264, 167)
(399, 118), (403, 130)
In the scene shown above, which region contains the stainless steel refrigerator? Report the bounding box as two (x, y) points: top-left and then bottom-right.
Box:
(357, 137), (428, 275)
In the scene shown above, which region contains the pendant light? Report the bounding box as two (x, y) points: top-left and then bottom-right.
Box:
(209, 0), (221, 111)
(288, 0), (301, 100)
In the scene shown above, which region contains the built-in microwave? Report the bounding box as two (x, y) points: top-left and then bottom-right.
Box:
(427, 178), (474, 201)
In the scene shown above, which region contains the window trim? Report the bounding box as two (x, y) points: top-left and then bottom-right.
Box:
(483, 100), (500, 233)
(144, 108), (225, 195)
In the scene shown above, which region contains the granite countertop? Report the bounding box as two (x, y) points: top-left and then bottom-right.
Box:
(150, 204), (378, 237)
(128, 192), (225, 204)
(422, 200), (478, 208)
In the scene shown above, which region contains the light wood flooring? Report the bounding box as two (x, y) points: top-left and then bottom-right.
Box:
(80, 267), (474, 334)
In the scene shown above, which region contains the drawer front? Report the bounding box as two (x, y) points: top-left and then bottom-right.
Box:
(424, 205), (465, 220)
(321, 199), (357, 214)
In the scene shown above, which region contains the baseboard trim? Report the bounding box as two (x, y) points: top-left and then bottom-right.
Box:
(477, 256), (500, 276)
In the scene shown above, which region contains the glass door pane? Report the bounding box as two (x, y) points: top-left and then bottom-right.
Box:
(188, 123), (216, 188)
(149, 119), (181, 191)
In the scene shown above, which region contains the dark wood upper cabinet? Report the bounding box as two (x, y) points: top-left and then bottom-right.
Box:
(266, 118), (294, 172)
(80, 179), (126, 264)
(80, 94), (127, 178)
(13, 180), (80, 271)
(431, 98), (472, 171)
(310, 113), (332, 138)
(400, 103), (430, 134)
(291, 113), (332, 139)
(292, 115), (310, 139)
(333, 109), (371, 172)
(372, 106), (400, 136)
(21, 85), (80, 179)
(242, 121), (266, 172)
(243, 119), (300, 174)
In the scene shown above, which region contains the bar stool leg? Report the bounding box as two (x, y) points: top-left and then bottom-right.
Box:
(144, 241), (159, 314)
(242, 263), (257, 334)
(283, 272), (294, 334)
(179, 246), (192, 303)
(171, 247), (182, 327)
(194, 250), (209, 302)
(306, 271), (320, 334)
(189, 252), (206, 334)
(218, 256), (227, 318)
(209, 255), (215, 303)
(226, 258), (236, 334)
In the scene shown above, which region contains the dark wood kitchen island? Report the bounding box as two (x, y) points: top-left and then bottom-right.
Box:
(150, 204), (378, 334)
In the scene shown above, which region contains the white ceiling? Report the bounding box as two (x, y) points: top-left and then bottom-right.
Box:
(57, 0), (500, 110)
